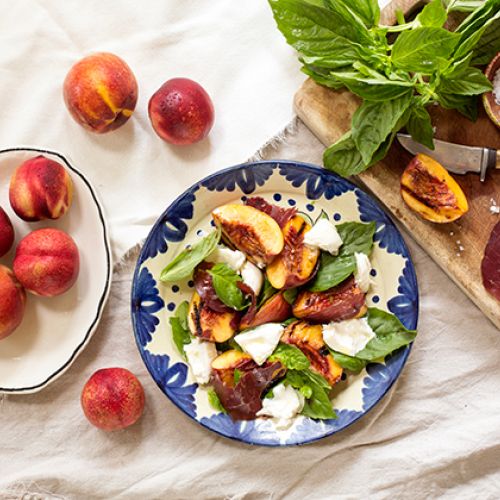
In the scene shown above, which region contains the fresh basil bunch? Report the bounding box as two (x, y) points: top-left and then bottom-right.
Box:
(269, 0), (499, 177)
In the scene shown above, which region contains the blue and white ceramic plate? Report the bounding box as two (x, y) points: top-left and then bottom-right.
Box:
(131, 161), (418, 446)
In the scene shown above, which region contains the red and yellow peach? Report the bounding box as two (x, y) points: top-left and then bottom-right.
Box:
(148, 78), (214, 145)
(13, 228), (79, 297)
(63, 52), (138, 133)
(0, 265), (26, 341)
(9, 156), (73, 222)
(81, 368), (145, 431)
(0, 207), (14, 257)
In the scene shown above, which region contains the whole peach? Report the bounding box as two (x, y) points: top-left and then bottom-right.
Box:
(148, 77), (214, 145)
(9, 156), (73, 222)
(0, 207), (14, 257)
(81, 368), (145, 431)
(13, 228), (79, 297)
(0, 265), (26, 341)
(63, 52), (138, 133)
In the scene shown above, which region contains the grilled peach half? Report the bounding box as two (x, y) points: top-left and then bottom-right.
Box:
(282, 321), (342, 386)
(188, 292), (239, 342)
(212, 204), (284, 267)
(239, 292), (292, 330)
(266, 215), (320, 289)
(293, 276), (366, 323)
(211, 349), (285, 420)
(401, 154), (468, 223)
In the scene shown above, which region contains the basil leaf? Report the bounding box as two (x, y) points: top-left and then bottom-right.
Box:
(282, 317), (299, 326)
(268, 0), (369, 56)
(309, 254), (356, 292)
(329, 350), (368, 373)
(437, 93), (478, 121)
(169, 317), (192, 360)
(352, 92), (413, 164)
(471, 19), (500, 65)
(416, 0), (447, 27)
(438, 67), (493, 95)
(283, 288), (298, 304)
(160, 228), (221, 282)
(392, 27), (461, 74)
(355, 308), (417, 361)
(285, 369), (336, 420)
(176, 300), (190, 331)
(216, 338), (242, 352)
(323, 132), (366, 177)
(329, 69), (415, 101)
(321, 0), (374, 43)
(309, 221), (376, 292)
(208, 263), (248, 311)
(269, 343), (311, 370)
(302, 64), (347, 89)
(207, 388), (227, 413)
(445, 0), (485, 12)
(407, 106), (435, 150)
(234, 368), (242, 384)
(339, 0), (380, 27)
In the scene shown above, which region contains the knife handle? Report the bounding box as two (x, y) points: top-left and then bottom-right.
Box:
(496, 150), (500, 170)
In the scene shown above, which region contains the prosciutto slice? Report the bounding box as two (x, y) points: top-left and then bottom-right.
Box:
(481, 221), (500, 302)
(245, 196), (296, 228)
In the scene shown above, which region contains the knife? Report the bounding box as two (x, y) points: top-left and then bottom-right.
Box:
(397, 133), (499, 182)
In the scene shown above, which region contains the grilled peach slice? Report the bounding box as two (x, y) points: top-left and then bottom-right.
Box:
(239, 292), (292, 330)
(282, 321), (343, 386)
(401, 154), (468, 223)
(211, 349), (286, 420)
(266, 215), (320, 289)
(188, 292), (239, 342)
(212, 204), (284, 267)
(293, 276), (366, 323)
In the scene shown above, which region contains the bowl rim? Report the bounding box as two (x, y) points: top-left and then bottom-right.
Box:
(131, 159), (419, 446)
(0, 146), (112, 394)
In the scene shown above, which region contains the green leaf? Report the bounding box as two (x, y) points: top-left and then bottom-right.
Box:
(282, 317), (299, 326)
(234, 369), (242, 384)
(438, 67), (493, 95)
(330, 350), (368, 372)
(416, 0), (447, 27)
(392, 27), (461, 73)
(175, 300), (190, 331)
(321, 0), (374, 43)
(269, 343), (311, 370)
(169, 317), (192, 360)
(329, 69), (415, 101)
(302, 64), (346, 89)
(352, 92), (413, 164)
(437, 93), (479, 121)
(445, 0), (485, 12)
(208, 263), (248, 311)
(160, 228), (221, 282)
(207, 388), (227, 413)
(283, 288), (298, 304)
(407, 106), (435, 150)
(216, 338), (242, 352)
(355, 308), (417, 361)
(309, 221), (376, 292)
(338, 0), (380, 27)
(323, 132), (366, 177)
(285, 369), (336, 420)
(471, 18), (500, 65)
(268, 0), (371, 58)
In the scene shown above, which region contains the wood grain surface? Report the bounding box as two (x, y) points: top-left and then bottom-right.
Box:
(294, 0), (500, 328)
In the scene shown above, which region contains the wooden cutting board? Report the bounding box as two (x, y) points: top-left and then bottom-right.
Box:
(294, 0), (500, 329)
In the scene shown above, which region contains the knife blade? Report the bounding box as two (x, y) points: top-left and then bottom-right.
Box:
(397, 133), (499, 182)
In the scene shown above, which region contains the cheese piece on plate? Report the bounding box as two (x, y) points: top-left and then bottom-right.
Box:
(303, 218), (343, 255)
(234, 323), (284, 365)
(184, 337), (218, 384)
(240, 260), (263, 295)
(257, 383), (304, 430)
(206, 245), (246, 271)
(354, 252), (373, 293)
(322, 317), (375, 357)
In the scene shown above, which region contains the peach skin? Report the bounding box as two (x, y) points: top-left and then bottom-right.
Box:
(9, 155), (73, 222)
(0, 207), (14, 257)
(0, 265), (26, 341)
(63, 52), (138, 133)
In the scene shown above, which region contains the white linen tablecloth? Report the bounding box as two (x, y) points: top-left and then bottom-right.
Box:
(1, 120), (500, 500)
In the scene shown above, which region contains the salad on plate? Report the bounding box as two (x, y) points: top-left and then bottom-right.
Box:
(160, 197), (417, 429)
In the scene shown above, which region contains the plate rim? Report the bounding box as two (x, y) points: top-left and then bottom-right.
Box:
(131, 159), (419, 446)
(0, 146), (112, 394)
